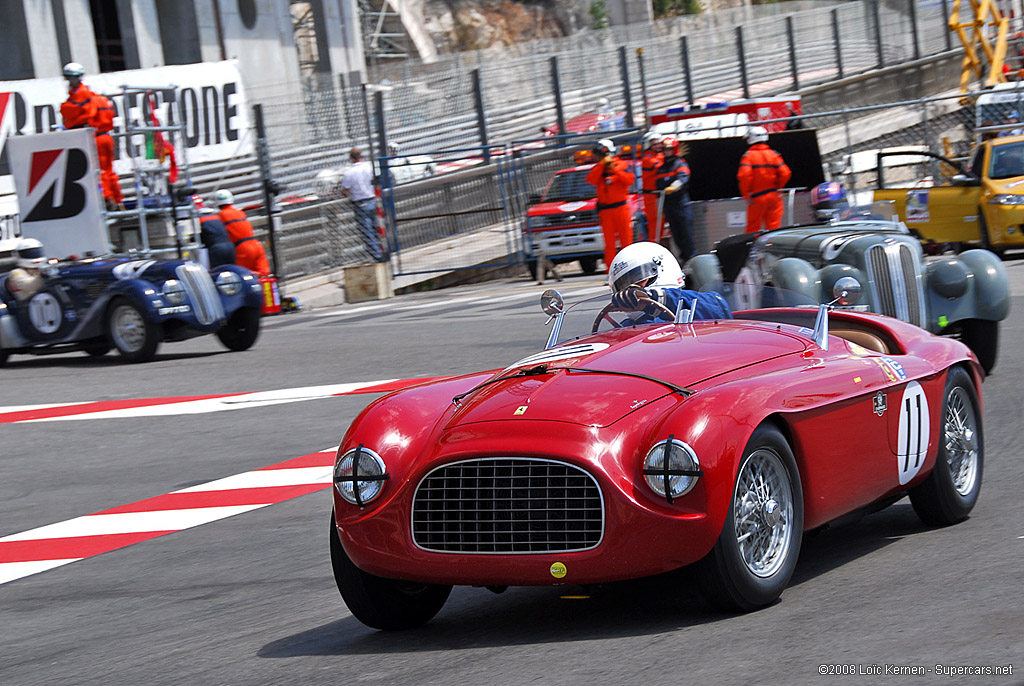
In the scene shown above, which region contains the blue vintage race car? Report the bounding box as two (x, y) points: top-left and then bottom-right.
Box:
(0, 257), (264, 365)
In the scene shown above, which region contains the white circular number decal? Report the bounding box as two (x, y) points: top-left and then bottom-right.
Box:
(28, 292), (63, 334)
(896, 381), (930, 485)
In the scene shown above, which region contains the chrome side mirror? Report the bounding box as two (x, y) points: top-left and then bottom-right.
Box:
(541, 289), (565, 350)
(540, 289), (564, 316)
(832, 276), (862, 306)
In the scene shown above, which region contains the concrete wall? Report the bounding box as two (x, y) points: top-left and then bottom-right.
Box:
(63, 0), (101, 74)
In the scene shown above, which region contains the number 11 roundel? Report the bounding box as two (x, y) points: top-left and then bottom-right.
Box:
(897, 381), (930, 485)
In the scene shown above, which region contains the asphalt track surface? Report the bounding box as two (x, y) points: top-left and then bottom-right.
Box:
(1, 264), (1023, 686)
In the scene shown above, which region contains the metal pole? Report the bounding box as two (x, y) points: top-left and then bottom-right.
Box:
(736, 26), (750, 99)
(680, 36), (694, 107)
(550, 56), (566, 139)
(833, 9), (845, 79)
(908, 0), (920, 61)
(636, 48), (650, 129)
(252, 104), (281, 280)
(873, 0), (885, 69)
(941, 0), (952, 52)
(471, 69), (490, 164)
(619, 46), (634, 129)
(786, 16), (800, 91)
(373, 90), (390, 191)
(360, 83), (375, 162)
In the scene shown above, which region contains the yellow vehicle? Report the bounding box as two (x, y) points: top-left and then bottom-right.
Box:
(873, 135), (1024, 255)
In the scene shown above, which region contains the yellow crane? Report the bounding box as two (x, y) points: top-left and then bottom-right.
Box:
(950, 0), (1010, 90)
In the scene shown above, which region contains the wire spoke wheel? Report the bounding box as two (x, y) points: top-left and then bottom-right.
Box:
(943, 386), (979, 497)
(733, 447), (794, 579)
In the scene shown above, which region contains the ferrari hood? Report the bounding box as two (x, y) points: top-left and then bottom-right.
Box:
(445, 322), (808, 429)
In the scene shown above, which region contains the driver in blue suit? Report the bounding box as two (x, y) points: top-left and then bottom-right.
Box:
(607, 242), (731, 322)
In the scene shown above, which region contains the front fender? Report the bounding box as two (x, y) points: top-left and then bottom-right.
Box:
(923, 249), (1010, 330)
(770, 257), (819, 300)
(957, 249), (1010, 321)
(684, 253), (723, 289)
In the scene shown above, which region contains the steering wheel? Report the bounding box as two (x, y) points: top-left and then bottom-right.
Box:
(591, 296), (676, 333)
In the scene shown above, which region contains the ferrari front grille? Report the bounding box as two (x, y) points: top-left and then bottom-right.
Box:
(867, 243), (924, 327)
(412, 457), (604, 554)
(176, 263), (225, 325)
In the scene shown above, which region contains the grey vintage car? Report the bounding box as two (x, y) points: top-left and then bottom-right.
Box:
(685, 210), (1010, 373)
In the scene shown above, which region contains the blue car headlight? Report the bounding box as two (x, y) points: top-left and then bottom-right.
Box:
(334, 446), (388, 506)
(162, 279), (186, 305)
(216, 270), (242, 296)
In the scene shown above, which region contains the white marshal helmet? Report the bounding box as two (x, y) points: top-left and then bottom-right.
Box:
(14, 237), (46, 269)
(62, 62), (85, 77)
(745, 126), (769, 145)
(642, 131), (663, 150)
(595, 138), (616, 156)
(214, 189), (234, 206)
(608, 242), (684, 292)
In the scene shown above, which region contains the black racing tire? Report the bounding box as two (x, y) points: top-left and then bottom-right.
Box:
(107, 298), (160, 363)
(578, 256), (599, 275)
(82, 340), (111, 357)
(978, 212), (1006, 259)
(693, 423), (804, 612)
(958, 319), (998, 375)
(216, 307), (261, 352)
(909, 366), (983, 526)
(330, 514), (451, 630)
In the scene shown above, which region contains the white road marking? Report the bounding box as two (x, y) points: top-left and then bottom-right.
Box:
(0, 401), (93, 414)
(174, 466), (333, 493)
(0, 560), (82, 586)
(0, 505), (268, 542)
(22, 381), (398, 422)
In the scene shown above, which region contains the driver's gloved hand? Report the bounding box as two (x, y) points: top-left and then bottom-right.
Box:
(611, 284), (650, 310)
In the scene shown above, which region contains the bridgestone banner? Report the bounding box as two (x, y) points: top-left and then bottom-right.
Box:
(7, 129), (106, 259)
(0, 60), (252, 197)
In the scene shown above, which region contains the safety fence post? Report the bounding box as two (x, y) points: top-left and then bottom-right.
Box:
(619, 46), (634, 129)
(252, 103), (281, 281)
(550, 56), (566, 139)
(786, 16), (800, 91)
(872, 0), (885, 69)
(736, 26), (750, 99)
(680, 36), (694, 107)
(636, 48), (649, 129)
(940, 0), (952, 52)
(360, 83), (375, 163)
(832, 9), (845, 79)
(471, 69), (490, 164)
(908, 0), (920, 61)
(373, 89), (397, 266)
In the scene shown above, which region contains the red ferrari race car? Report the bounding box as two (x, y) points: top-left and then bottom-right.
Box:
(329, 282), (984, 630)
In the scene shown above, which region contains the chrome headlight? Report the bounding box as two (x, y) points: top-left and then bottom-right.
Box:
(988, 194), (1024, 205)
(334, 446), (388, 506)
(162, 279), (186, 305)
(216, 270), (242, 296)
(643, 439), (701, 502)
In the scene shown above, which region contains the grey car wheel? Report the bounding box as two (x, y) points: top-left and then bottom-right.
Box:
(107, 299), (160, 363)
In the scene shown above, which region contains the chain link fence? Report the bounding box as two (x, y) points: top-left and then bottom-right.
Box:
(236, 0), (1005, 284)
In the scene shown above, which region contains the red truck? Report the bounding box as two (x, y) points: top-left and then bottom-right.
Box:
(523, 151), (645, 274)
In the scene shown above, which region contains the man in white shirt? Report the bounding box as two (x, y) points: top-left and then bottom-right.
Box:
(340, 147), (384, 262)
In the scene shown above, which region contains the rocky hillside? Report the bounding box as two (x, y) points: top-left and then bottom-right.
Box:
(423, 0), (591, 52)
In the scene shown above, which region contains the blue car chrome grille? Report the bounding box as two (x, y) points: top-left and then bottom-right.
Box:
(176, 263), (224, 325)
(867, 243), (924, 327)
(412, 458), (604, 554)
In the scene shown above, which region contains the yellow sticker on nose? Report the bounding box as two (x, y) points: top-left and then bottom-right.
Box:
(514, 406), (528, 415)
(549, 562), (567, 579)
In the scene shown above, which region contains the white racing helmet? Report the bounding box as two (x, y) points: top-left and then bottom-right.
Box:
(642, 131), (663, 150)
(62, 62), (85, 78)
(608, 242), (684, 292)
(214, 189), (234, 206)
(14, 237), (46, 269)
(745, 126), (769, 145)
